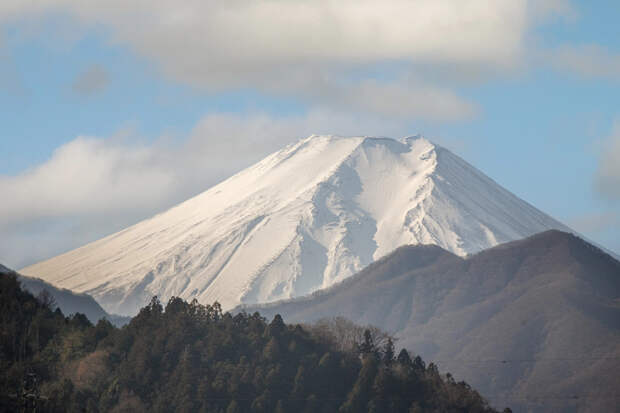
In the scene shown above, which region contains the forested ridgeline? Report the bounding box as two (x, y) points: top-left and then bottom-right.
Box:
(0, 272), (508, 412)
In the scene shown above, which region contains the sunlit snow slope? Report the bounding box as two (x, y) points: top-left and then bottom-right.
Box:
(21, 135), (570, 315)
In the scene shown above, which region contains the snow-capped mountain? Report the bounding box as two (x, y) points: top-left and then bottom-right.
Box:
(21, 135), (571, 315)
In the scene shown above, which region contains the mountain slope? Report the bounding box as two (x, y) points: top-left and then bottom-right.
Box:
(242, 231), (620, 412)
(18, 275), (130, 326)
(1, 263), (128, 325)
(22, 135), (570, 315)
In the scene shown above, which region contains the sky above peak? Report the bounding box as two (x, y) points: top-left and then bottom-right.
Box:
(0, 0), (619, 267)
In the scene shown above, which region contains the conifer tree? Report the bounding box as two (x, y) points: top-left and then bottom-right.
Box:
(397, 348), (412, 366)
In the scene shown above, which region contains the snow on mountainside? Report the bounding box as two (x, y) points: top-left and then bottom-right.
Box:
(21, 135), (571, 316)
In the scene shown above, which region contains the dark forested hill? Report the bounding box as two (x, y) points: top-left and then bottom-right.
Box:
(0, 272), (507, 413)
(240, 230), (620, 412)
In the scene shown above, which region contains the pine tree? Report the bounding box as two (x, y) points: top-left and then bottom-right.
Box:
(412, 355), (426, 372)
(397, 349), (412, 367)
(268, 314), (285, 337)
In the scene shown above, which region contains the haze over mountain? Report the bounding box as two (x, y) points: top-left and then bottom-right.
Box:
(242, 231), (620, 412)
(18, 275), (130, 326)
(0, 263), (128, 326)
(22, 135), (571, 316)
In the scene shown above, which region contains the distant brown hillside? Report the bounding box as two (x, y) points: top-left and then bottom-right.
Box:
(240, 230), (620, 412)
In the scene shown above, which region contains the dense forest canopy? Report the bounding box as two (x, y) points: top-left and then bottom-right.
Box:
(0, 272), (509, 412)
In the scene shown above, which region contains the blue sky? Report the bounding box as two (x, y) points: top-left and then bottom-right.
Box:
(1, 1), (619, 268)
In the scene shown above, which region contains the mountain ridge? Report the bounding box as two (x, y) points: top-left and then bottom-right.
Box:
(242, 229), (620, 310)
(1, 263), (129, 325)
(21, 135), (572, 316)
(240, 230), (620, 412)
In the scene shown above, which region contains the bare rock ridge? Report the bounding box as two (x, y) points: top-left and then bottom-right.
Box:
(21, 135), (571, 316)
(240, 230), (620, 413)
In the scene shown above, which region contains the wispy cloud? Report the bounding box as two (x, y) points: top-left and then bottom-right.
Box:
(71, 64), (109, 96)
(527, 0), (577, 22)
(595, 121), (620, 200)
(569, 210), (620, 234)
(547, 44), (620, 80)
(0, 33), (26, 96)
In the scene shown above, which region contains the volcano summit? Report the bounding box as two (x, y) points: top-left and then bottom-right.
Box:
(22, 135), (570, 315)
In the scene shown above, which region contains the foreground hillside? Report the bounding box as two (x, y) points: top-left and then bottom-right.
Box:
(21, 135), (569, 316)
(242, 231), (620, 412)
(0, 273), (506, 413)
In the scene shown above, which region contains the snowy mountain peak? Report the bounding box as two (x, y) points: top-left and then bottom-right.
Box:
(21, 135), (570, 315)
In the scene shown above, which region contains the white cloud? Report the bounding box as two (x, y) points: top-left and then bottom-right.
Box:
(2, 0), (593, 119)
(0, 110), (413, 268)
(67, 0), (527, 75)
(595, 121), (620, 200)
(0, 0), (542, 120)
(0, 135), (176, 222)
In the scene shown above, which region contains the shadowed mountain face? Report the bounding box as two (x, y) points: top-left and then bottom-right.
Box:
(240, 231), (620, 412)
(0, 263), (128, 326)
(18, 276), (130, 326)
